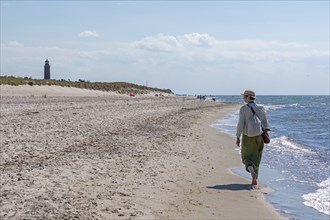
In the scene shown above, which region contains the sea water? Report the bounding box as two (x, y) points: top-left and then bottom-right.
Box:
(211, 95), (329, 220)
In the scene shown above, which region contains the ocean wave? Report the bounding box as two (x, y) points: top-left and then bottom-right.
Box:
(269, 136), (315, 154)
(260, 103), (299, 111)
(213, 112), (238, 127)
(213, 122), (236, 127)
(302, 177), (330, 215)
(260, 104), (286, 111)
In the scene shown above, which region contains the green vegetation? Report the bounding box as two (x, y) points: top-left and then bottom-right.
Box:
(0, 75), (173, 95)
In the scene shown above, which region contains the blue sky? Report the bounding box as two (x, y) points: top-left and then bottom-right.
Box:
(1, 1), (329, 95)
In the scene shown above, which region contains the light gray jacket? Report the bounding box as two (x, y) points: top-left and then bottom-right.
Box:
(236, 102), (270, 138)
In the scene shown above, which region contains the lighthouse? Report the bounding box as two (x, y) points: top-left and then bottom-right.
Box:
(44, 59), (50, 79)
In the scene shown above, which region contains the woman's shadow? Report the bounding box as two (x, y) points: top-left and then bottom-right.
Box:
(207, 184), (252, 191)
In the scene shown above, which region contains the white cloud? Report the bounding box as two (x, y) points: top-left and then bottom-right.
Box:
(132, 33), (183, 51)
(2, 34), (328, 66)
(79, 30), (99, 38)
(178, 33), (218, 47)
(132, 33), (218, 51)
(1, 33), (329, 94)
(130, 33), (330, 64)
(8, 41), (23, 47)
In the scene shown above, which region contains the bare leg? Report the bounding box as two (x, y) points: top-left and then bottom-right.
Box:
(248, 166), (257, 186)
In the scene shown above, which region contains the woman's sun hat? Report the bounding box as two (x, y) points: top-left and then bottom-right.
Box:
(241, 90), (256, 98)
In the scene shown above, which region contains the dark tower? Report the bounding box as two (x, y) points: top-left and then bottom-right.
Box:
(44, 59), (50, 79)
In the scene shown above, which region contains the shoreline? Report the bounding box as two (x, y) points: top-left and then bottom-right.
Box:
(0, 86), (284, 219)
(211, 97), (330, 220)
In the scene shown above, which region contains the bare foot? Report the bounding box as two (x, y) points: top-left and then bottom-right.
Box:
(248, 166), (257, 185)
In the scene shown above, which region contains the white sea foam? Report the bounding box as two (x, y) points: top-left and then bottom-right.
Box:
(260, 103), (299, 111)
(259, 104), (284, 111)
(270, 136), (315, 154)
(302, 177), (330, 215)
(212, 112), (238, 129)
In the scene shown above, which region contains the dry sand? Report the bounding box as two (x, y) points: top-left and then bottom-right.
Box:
(0, 85), (284, 219)
(0, 85), (122, 97)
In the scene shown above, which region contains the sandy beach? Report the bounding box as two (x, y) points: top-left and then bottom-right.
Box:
(0, 85), (284, 219)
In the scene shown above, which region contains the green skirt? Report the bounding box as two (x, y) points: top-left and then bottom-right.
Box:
(241, 134), (264, 179)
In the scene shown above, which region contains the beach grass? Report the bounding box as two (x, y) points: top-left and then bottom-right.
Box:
(0, 75), (173, 95)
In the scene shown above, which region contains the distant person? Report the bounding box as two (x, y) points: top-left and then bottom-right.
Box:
(236, 90), (270, 187)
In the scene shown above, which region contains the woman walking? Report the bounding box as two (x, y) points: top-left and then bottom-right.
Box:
(236, 90), (270, 187)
